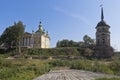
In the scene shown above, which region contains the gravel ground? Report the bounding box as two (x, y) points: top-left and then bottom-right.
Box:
(33, 70), (120, 80)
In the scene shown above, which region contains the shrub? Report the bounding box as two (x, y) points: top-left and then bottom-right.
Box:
(81, 48), (94, 57)
(0, 59), (51, 80)
(92, 62), (113, 74)
(70, 59), (92, 70)
(110, 60), (120, 75)
(26, 47), (80, 57)
(0, 49), (5, 54)
(48, 59), (70, 67)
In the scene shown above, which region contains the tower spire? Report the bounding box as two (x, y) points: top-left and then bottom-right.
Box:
(100, 4), (104, 21)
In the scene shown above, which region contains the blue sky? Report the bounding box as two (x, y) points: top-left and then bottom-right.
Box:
(0, 0), (120, 51)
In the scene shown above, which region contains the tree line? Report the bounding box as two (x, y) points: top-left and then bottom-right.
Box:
(56, 35), (95, 49)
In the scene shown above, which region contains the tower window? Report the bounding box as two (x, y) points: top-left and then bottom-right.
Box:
(102, 39), (105, 44)
(102, 28), (105, 31)
(102, 34), (105, 35)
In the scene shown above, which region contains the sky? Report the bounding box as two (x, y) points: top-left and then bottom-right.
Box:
(0, 0), (120, 51)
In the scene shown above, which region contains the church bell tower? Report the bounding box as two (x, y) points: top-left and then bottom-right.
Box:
(94, 6), (113, 58)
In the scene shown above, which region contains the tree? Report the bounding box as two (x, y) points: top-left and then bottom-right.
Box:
(0, 21), (25, 54)
(56, 40), (60, 47)
(68, 40), (78, 47)
(78, 41), (84, 47)
(56, 39), (69, 47)
(0, 26), (18, 47)
(56, 35), (95, 49)
(14, 21), (25, 54)
(56, 40), (78, 47)
(83, 35), (95, 48)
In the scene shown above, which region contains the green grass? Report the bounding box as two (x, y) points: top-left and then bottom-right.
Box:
(0, 50), (120, 80)
(0, 57), (120, 80)
(0, 59), (50, 80)
(96, 78), (120, 80)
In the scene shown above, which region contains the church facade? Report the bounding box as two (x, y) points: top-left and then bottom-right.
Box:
(21, 22), (50, 48)
(94, 7), (113, 58)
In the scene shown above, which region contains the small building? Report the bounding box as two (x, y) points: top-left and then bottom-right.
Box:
(22, 22), (50, 48)
(94, 6), (113, 58)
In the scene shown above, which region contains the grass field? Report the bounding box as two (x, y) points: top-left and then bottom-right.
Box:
(0, 52), (120, 80)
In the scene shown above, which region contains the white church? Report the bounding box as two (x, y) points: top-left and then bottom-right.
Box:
(21, 22), (50, 48)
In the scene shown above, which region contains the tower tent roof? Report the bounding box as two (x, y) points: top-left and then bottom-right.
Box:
(96, 6), (110, 28)
(97, 20), (110, 27)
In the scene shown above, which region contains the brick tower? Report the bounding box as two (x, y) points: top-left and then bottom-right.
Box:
(94, 6), (113, 58)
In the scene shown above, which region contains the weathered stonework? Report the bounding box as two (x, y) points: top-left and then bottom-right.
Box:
(94, 7), (113, 58)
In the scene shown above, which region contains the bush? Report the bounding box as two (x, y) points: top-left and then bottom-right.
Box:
(110, 60), (120, 75)
(70, 60), (114, 74)
(26, 47), (80, 57)
(92, 61), (113, 74)
(0, 49), (5, 54)
(70, 59), (92, 70)
(81, 48), (94, 57)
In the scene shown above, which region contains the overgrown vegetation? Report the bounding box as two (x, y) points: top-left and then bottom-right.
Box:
(0, 58), (50, 80)
(26, 47), (80, 57)
(20, 47), (94, 58)
(0, 47), (120, 80)
(0, 54), (120, 80)
(96, 78), (120, 80)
